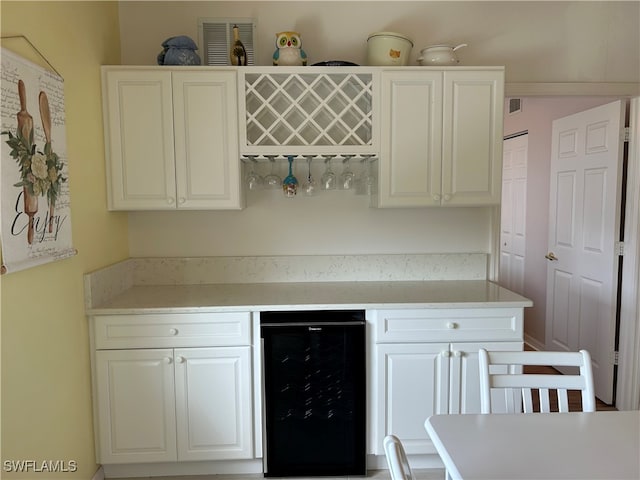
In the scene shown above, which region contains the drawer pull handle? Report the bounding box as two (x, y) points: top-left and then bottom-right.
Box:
(447, 322), (458, 330)
(169, 328), (179, 336)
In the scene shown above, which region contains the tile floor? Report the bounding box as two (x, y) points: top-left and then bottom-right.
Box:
(118, 469), (446, 480)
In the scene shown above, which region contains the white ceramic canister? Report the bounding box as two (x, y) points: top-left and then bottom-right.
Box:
(366, 31), (413, 66)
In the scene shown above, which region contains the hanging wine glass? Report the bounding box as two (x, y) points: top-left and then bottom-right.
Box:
(283, 155), (298, 197)
(355, 155), (376, 195)
(244, 155), (263, 190)
(264, 155), (282, 189)
(320, 155), (336, 190)
(302, 155), (318, 196)
(339, 155), (355, 190)
(362, 155), (377, 195)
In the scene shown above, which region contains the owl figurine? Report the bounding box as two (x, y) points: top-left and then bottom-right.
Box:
(272, 31), (308, 66)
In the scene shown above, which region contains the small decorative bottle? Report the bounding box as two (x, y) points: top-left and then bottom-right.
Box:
(230, 25), (248, 66)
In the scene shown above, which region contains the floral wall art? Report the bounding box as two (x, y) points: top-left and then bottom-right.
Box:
(1, 47), (75, 273)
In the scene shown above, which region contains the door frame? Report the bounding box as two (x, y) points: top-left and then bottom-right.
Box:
(617, 97), (640, 410)
(496, 85), (640, 410)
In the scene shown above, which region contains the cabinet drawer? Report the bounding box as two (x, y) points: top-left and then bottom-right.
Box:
(93, 312), (251, 349)
(373, 308), (523, 343)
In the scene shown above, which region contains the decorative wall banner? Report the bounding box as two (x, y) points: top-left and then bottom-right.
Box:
(1, 47), (75, 273)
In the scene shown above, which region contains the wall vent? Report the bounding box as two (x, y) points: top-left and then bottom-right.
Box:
(198, 18), (256, 66)
(508, 98), (523, 115)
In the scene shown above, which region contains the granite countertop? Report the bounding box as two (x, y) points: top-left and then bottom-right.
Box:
(86, 280), (533, 314)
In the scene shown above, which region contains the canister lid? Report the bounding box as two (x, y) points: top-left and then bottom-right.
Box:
(367, 31), (414, 46)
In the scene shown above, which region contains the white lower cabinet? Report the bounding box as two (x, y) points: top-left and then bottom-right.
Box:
(375, 343), (449, 455)
(371, 308), (524, 455)
(91, 313), (253, 465)
(175, 347), (252, 461)
(95, 348), (178, 463)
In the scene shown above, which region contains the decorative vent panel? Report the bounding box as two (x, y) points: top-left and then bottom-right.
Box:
(244, 72), (373, 148)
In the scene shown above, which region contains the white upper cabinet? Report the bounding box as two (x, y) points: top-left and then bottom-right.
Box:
(102, 66), (502, 210)
(102, 67), (243, 210)
(173, 71), (243, 209)
(238, 67), (378, 157)
(377, 68), (504, 207)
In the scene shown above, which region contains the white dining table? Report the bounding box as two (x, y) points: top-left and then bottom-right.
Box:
(424, 410), (640, 480)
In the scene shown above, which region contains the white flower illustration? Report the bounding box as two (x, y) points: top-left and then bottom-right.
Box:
(31, 153), (48, 179)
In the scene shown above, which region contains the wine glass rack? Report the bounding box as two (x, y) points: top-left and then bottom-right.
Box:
(240, 68), (376, 156)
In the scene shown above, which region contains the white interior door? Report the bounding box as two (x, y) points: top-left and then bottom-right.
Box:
(546, 100), (625, 404)
(500, 134), (528, 293)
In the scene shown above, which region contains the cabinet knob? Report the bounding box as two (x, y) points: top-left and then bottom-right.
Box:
(169, 328), (179, 336)
(454, 350), (463, 358)
(167, 197), (175, 205)
(178, 197), (186, 205)
(442, 350), (451, 357)
(443, 194), (452, 202)
(433, 194), (441, 202)
(165, 357), (173, 364)
(447, 322), (458, 330)
(177, 356), (185, 364)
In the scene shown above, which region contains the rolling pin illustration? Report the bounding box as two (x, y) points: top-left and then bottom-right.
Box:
(17, 80), (37, 244)
(39, 91), (55, 233)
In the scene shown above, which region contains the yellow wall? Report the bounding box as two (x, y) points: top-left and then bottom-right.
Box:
(1, 2), (128, 478)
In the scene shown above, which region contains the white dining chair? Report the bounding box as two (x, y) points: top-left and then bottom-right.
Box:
(478, 348), (596, 413)
(383, 434), (414, 480)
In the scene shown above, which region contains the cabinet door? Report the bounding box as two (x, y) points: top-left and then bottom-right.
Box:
(375, 343), (449, 455)
(174, 347), (253, 461)
(442, 70), (504, 206)
(94, 349), (177, 463)
(449, 341), (522, 414)
(103, 69), (177, 210)
(172, 71), (243, 209)
(378, 70), (443, 207)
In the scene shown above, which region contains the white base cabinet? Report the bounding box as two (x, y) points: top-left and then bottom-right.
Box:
(370, 308), (523, 455)
(89, 302), (528, 473)
(176, 347), (252, 461)
(95, 348), (177, 463)
(91, 313), (253, 465)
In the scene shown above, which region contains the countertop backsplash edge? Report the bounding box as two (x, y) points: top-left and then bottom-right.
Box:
(84, 253), (488, 310)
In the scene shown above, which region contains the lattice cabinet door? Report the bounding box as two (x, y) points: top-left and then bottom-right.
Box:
(238, 67), (379, 156)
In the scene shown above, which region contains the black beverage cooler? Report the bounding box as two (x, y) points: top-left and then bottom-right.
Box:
(261, 310), (366, 477)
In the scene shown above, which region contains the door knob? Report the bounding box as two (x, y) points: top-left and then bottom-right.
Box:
(545, 252), (559, 261)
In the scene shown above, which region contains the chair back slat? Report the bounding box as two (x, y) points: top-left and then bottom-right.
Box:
(539, 388), (551, 413)
(558, 389), (570, 412)
(479, 348), (596, 414)
(522, 388), (534, 413)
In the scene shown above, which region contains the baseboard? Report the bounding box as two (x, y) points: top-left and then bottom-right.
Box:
(524, 334), (545, 351)
(367, 453), (444, 470)
(103, 459), (263, 478)
(91, 465), (105, 480)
